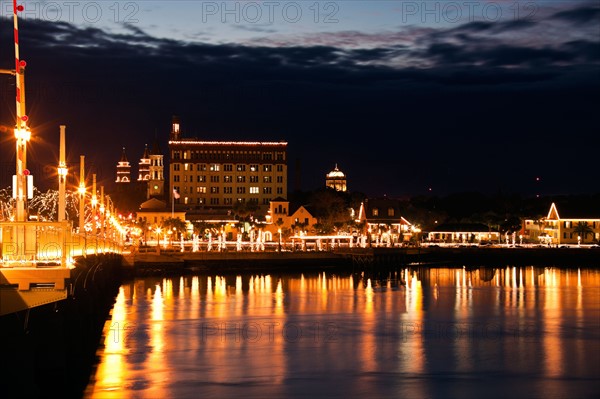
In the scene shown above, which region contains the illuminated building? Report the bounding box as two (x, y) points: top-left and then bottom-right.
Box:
(148, 137), (165, 200)
(357, 198), (415, 243)
(265, 197), (318, 235)
(427, 223), (500, 243)
(115, 147), (131, 184)
(138, 144), (150, 182)
(137, 198), (185, 227)
(167, 116), (288, 218)
(522, 202), (600, 245)
(325, 164), (347, 191)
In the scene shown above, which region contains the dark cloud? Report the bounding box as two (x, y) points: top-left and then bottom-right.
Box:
(0, 4), (598, 197)
(551, 5), (600, 23)
(446, 19), (537, 35)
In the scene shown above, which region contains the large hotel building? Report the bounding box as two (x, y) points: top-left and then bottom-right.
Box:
(168, 117), (288, 215)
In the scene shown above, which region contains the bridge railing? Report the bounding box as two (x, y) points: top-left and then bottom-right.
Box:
(0, 221), (123, 268)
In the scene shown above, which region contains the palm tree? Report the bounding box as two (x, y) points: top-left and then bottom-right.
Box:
(232, 200), (259, 222)
(161, 217), (187, 243)
(573, 221), (594, 243)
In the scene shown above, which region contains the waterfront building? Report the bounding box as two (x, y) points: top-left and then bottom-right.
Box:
(167, 116), (288, 220)
(427, 223), (500, 243)
(265, 197), (318, 236)
(136, 197), (187, 244)
(522, 202), (600, 245)
(325, 164), (347, 192)
(136, 198), (186, 226)
(357, 198), (415, 244)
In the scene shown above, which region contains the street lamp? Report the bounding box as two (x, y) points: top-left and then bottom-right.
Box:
(14, 126), (32, 222)
(278, 228), (282, 252)
(78, 155), (85, 233)
(156, 227), (162, 251)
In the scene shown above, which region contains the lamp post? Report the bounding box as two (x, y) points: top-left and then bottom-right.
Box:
(57, 125), (68, 222)
(278, 228), (282, 252)
(14, 125), (31, 222)
(78, 155), (85, 233)
(91, 174), (97, 235)
(100, 186), (105, 237)
(156, 227), (161, 253)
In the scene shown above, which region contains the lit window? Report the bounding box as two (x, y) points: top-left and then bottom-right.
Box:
(250, 187), (259, 194)
(372, 208), (379, 217)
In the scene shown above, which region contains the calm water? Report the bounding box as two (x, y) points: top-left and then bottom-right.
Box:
(84, 267), (600, 399)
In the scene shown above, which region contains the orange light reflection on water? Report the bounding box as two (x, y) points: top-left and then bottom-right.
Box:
(85, 268), (600, 398)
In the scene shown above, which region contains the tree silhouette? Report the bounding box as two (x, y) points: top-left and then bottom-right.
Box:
(573, 221), (594, 243)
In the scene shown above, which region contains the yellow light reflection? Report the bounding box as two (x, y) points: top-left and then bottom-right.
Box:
(90, 287), (128, 397)
(275, 278), (284, 315)
(543, 268), (562, 378)
(365, 278), (374, 314)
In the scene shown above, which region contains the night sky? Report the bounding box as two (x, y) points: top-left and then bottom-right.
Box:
(0, 1), (598, 197)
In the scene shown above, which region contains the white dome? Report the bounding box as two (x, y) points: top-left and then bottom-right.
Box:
(326, 165), (345, 178)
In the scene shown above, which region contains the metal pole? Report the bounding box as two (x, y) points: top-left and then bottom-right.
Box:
(79, 155), (85, 233)
(12, 0), (30, 222)
(100, 185), (104, 237)
(92, 174), (97, 235)
(58, 125), (67, 222)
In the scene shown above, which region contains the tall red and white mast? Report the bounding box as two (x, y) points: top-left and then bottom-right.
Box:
(12, 0), (31, 222)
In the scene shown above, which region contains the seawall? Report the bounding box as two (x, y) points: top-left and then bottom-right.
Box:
(0, 253), (124, 399)
(126, 247), (600, 276)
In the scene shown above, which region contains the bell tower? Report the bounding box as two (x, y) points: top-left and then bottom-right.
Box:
(115, 147), (131, 184)
(148, 137), (164, 199)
